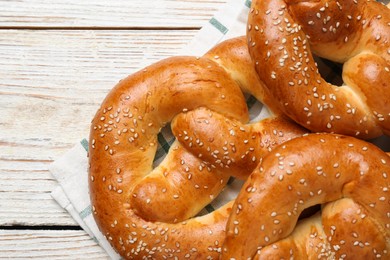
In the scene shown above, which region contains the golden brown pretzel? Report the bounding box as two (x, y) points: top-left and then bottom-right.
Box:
(88, 37), (305, 259)
(221, 133), (390, 259)
(247, 0), (390, 139)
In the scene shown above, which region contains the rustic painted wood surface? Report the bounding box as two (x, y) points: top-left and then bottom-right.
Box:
(0, 0), (226, 28)
(0, 0), (226, 258)
(0, 29), (197, 226)
(0, 230), (108, 259)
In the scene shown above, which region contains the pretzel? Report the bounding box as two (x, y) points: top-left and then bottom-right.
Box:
(221, 133), (390, 259)
(88, 37), (305, 259)
(247, 0), (390, 139)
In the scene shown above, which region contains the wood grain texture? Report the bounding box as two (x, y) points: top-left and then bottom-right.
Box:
(0, 0), (226, 28)
(0, 29), (197, 226)
(0, 230), (108, 259)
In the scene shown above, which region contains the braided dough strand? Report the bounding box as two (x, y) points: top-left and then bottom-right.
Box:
(221, 133), (390, 259)
(248, 0), (390, 138)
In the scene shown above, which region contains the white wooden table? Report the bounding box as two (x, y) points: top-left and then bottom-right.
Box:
(0, 1), (226, 258)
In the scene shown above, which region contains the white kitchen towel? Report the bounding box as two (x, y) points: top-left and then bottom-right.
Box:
(50, 1), (257, 259)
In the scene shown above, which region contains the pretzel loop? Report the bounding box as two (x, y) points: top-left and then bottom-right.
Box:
(221, 133), (390, 259)
(247, 0), (390, 138)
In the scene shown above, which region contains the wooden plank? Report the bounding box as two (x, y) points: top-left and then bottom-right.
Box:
(0, 29), (197, 225)
(0, 230), (108, 259)
(0, 0), (226, 28)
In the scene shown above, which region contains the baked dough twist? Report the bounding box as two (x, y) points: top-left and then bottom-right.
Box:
(222, 133), (390, 259)
(247, 0), (390, 139)
(88, 37), (304, 259)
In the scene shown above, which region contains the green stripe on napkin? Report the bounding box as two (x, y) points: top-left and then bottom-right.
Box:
(209, 17), (228, 34)
(155, 133), (175, 162)
(79, 205), (92, 219)
(245, 0), (252, 8)
(157, 133), (171, 153)
(80, 139), (89, 152)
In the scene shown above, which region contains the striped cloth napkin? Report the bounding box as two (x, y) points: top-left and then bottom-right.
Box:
(50, 0), (386, 258)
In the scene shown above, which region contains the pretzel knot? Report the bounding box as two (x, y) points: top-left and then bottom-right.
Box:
(221, 133), (390, 259)
(248, 0), (390, 139)
(88, 37), (305, 259)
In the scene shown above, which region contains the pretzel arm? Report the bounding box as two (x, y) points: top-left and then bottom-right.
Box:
(254, 197), (389, 259)
(130, 141), (231, 223)
(321, 198), (389, 259)
(343, 52), (390, 135)
(204, 36), (284, 116)
(253, 213), (328, 260)
(172, 107), (306, 179)
(286, 0), (390, 63)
